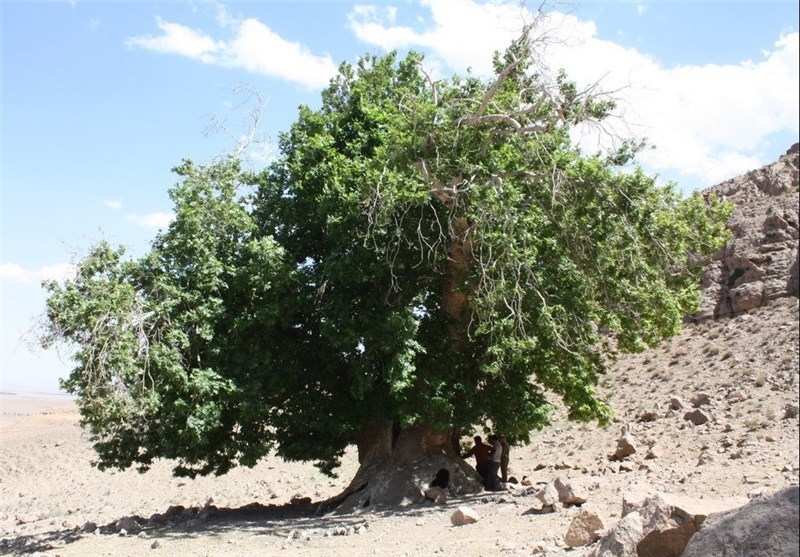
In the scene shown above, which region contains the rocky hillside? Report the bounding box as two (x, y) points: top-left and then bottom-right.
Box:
(696, 143), (799, 319)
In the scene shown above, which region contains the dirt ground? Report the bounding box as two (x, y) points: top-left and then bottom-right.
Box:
(1, 297), (798, 557)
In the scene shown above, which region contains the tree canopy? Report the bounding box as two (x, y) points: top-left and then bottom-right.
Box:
(41, 31), (731, 479)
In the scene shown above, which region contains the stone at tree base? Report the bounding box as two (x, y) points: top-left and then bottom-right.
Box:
(450, 506), (479, 526)
(114, 516), (142, 533)
(682, 487), (799, 557)
(564, 507), (604, 547)
(423, 486), (447, 504)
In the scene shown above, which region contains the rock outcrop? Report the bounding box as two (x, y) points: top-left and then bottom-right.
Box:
(695, 143), (799, 319)
(682, 487), (799, 557)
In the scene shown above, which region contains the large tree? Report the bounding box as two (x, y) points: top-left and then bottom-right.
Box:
(41, 30), (731, 512)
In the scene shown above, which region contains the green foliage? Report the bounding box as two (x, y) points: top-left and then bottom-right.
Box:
(41, 32), (732, 476)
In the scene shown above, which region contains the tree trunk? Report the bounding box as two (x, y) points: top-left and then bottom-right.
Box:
(317, 422), (483, 514)
(443, 216), (474, 351)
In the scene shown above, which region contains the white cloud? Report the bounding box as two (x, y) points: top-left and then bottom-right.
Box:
(126, 16), (337, 89)
(126, 17), (222, 60)
(104, 199), (122, 210)
(1, 263), (76, 285)
(348, 1), (799, 188)
(126, 212), (174, 230)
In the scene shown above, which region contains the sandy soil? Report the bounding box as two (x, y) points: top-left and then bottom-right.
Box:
(1, 297), (798, 557)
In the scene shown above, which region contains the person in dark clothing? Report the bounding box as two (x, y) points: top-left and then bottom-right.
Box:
(461, 435), (493, 486)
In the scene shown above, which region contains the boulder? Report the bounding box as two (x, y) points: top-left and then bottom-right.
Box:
(586, 511), (642, 557)
(553, 477), (589, 505)
(536, 482), (560, 507)
(612, 433), (637, 460)
(596, 492), (747, 557)
(564, 507), (604, 547)
(682, 487), (799, 557)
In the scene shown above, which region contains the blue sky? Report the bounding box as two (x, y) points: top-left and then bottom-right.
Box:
(2, 0), (798, 393)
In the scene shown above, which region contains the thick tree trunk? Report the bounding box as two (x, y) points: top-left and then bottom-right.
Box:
(317, 422), (483, 514)
(443, 216), (474, 351)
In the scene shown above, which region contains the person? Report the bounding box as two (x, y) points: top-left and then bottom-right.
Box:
(461, 435), (493, 486)
(487, 434), (503, 491)
(499, 435), (510, 483)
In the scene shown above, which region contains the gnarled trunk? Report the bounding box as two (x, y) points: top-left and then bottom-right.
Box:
(318, 422), (483, 514)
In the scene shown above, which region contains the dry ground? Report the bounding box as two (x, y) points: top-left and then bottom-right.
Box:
(1, 297), (798, 557)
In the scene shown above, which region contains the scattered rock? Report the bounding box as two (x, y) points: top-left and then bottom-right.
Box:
(690, 393), (711, 407)
(638, 408), (659, 422)
(553, 477), (588, 505)
(725, 389), (748, 403)
(784, 403), (799, 419)
(151, 540), (161, 549)
(564, 507), (604, 547)
(683, 409), (710, 426)
(645, 443), (662, 460)
(611, 426), (638, 461)
(698, 449), (715, 466)
(450, 506), (479, 526)
(668, 397), (686, 411)
(535, 482), (560, 507)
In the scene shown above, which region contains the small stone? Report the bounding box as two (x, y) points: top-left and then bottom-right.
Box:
(151, 540), (161, 549)
(690, 393), (711, 407)
(450, 506), (480, 526)
(669, 397), (687, 411)
(115, 516), (141, 533)
(684, 409), (710, 426)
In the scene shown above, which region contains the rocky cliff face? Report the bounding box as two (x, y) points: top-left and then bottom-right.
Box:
(695, 143), (799, 320)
